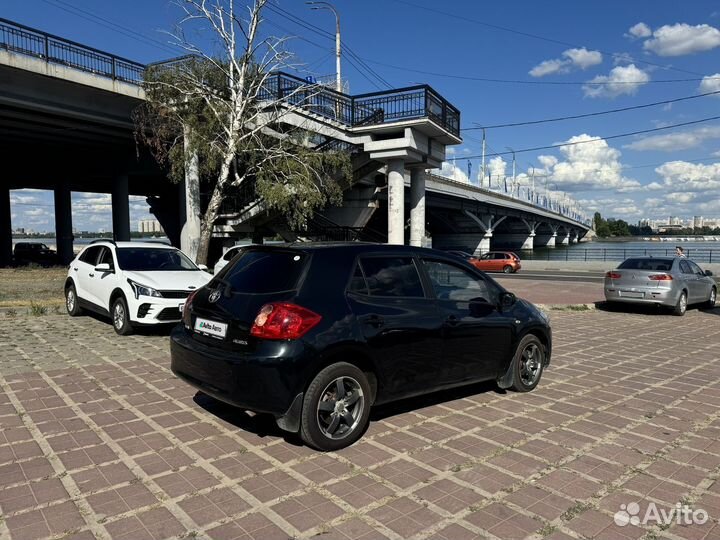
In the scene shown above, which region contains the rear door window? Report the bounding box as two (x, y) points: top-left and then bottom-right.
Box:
(422, 259), (493, 302)
(348, 264), (368, 295)
(680, 260), (693, 274)
(359, 257), (425, 298)
(221, 250), (307, 293)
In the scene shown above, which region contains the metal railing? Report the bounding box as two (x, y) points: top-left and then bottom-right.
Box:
(521, 248), (720, 264)
(260, 72), (461, 137)
(0, 17), (144, 84)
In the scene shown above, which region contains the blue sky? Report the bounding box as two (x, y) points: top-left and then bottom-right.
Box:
(5, 0), (720, 231)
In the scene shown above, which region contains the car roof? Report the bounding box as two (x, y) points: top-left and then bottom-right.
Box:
(85, 241), (175, 250)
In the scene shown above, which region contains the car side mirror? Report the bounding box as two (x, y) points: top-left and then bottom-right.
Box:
(705, 270), (713, 277)
(469, 297), (496, 317)
(198, 264), (209, 272)
(94, 263), (112, 273)
(500, 291), (517, 310)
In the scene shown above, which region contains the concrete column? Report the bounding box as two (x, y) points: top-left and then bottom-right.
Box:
(544, 232), (557, 247)
(111, 175), (131, 241)
(559, 232), (570, 245)
(521, 232), (535, 250)
(0, 187), (12, 267)
(478, 233), (492, 254)
(387, 158), (405, 245)
(54, 184), (74, 265)
(180, 129), (201, 260)
(409, 168), (426, 247)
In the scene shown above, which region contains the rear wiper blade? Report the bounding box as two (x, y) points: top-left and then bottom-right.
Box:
(211, 276), (234, 298)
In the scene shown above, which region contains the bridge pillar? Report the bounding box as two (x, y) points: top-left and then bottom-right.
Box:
(0, 187), (12, 267)
(558, 231), (570, 245)
(570, 230), (579, 244)
(521, 232), (535, 250)
(54, 183), (74, 265)
(409, 168), (426, 247)
(387, 158), (405, 245)
(112, 175), (131, 242)
(535, 232), (557, 247)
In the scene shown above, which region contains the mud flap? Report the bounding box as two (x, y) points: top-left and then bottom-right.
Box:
(275, 392), (303, 433)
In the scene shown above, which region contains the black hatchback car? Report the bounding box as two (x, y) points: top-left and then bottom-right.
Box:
(171, 243), (551, 451)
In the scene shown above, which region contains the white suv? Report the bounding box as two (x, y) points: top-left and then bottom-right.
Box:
(64, 241), (212, 335)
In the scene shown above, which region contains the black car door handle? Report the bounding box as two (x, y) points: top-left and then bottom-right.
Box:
(361, 314), (384, 327)
(445, 315), (460, 326)
(88, 273), (94, 278)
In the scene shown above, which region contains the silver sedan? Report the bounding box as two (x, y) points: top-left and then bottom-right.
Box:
(604, 257), (716, 316)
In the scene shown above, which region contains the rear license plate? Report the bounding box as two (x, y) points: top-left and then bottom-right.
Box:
(621, 291), (644, 298)
(194, 318), (227, 339)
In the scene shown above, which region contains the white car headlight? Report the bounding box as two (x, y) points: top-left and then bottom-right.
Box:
(128, 279), (162, 299)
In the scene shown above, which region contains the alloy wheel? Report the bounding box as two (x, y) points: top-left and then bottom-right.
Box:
(66, 289), (75, 312)
(519, 343), (543, 386)
(711, 289), (717, 306)
(679, 293), (687, 314)
(114, 303), (125, 329)
(316, 376), (364, 440)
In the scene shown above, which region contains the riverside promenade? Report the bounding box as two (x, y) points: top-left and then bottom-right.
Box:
(1, 270), (720, 539)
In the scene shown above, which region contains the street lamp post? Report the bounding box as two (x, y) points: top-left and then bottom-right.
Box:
(306, 1), (342, 93)
(505, 147), (516, 196)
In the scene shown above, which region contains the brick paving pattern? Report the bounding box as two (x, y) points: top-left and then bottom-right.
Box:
(0, 306), (719, 539)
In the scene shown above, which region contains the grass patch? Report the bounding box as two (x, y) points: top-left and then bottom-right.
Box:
(29, 302), (48, 316)
(0, 267), (66, 310)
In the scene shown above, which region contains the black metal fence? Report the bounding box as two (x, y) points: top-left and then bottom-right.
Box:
(522, 248), (720, 264)
(0, 17), (144, 84)
(260, 72), (461, 137)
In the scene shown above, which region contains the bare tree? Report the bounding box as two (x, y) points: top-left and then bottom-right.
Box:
(134, 0), (350, 264)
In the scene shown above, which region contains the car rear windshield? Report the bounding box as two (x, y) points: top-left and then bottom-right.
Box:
(219, 249), (307, 293)
(618, 258), (673, 271)
(116, 248), (197, 271)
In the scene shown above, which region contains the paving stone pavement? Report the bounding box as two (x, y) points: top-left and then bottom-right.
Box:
(1, 307), (720, 539)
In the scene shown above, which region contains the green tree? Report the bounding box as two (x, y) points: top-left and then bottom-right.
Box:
(134, 0), (350, 264)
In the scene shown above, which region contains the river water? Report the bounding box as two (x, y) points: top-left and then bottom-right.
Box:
(525, 239), (720, 263)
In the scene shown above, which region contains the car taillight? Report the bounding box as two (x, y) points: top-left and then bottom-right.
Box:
(182, 289), (199, 328)
(250, 302), (322, 340)
(606, 272), (621, 279)
(649, 274), (673, 281)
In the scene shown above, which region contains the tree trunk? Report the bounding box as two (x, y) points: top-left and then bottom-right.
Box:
(195, 153), (235, 265)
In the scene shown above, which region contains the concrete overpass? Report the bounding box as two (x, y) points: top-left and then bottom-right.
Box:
(0, 17), (590, 266)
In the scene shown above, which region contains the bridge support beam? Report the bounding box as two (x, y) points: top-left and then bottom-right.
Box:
(112, 175), (131, 242)
(558, 231), (570, 245)
(387, 158), (405, 245)
(535, 232), (557, 247)
(492, 232), (536, 250)
(180, 138), (201, 260)
(54, 183), (74, 265)
(0, 187), (12, 267)
(432, 232), (492, 255)
(570, 230), (579, 244)
(409, 168), (426, 247)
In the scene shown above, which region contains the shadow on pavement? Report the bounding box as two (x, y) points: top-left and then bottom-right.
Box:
(595, 301), (718, 316)
(81, 310), (177, 336)
(192, 391), (304, 446)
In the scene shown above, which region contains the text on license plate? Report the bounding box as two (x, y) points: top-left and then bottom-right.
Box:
(194, 317), (227, 339)
(621, 291), (644, 298)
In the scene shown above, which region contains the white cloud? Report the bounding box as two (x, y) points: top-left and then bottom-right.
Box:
(583, 64), (650, 98)
(538, 134), (639, 191)
(646, 182), (665, 190)
(627, 22), (652, 39)
(487, 156), (507, 180)
(699, 73), (720, 95)
(529, 47), (602, 77)
(665, 192), (697, 203)
(624, 126), (720, 152)
(643, 23), (720, 56)
(437, 160), (470, 183)
(654, 160), (720, 192)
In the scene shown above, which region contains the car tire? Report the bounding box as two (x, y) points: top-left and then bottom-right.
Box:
(503, 265), (513, 274)
(65, 284), (83, 317)
(509, 334), (545, 392)
(673, 291), (688, 316)
(300, 362), (371, 451)
(111, 296), (134, 335)
(704, 287), (717, 310)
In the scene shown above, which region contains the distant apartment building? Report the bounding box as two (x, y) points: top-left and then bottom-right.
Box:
(137, 219), (164, 234)
(693, 216), (704, 229)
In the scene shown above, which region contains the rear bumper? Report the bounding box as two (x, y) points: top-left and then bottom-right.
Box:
(604, 287), (678, 307)
(169, 325), (307, 419)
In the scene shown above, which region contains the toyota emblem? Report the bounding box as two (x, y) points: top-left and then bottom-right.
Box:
(208, 290), (221, 303)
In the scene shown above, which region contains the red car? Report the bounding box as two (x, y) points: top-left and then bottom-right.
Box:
(448, 251), (522, 273)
